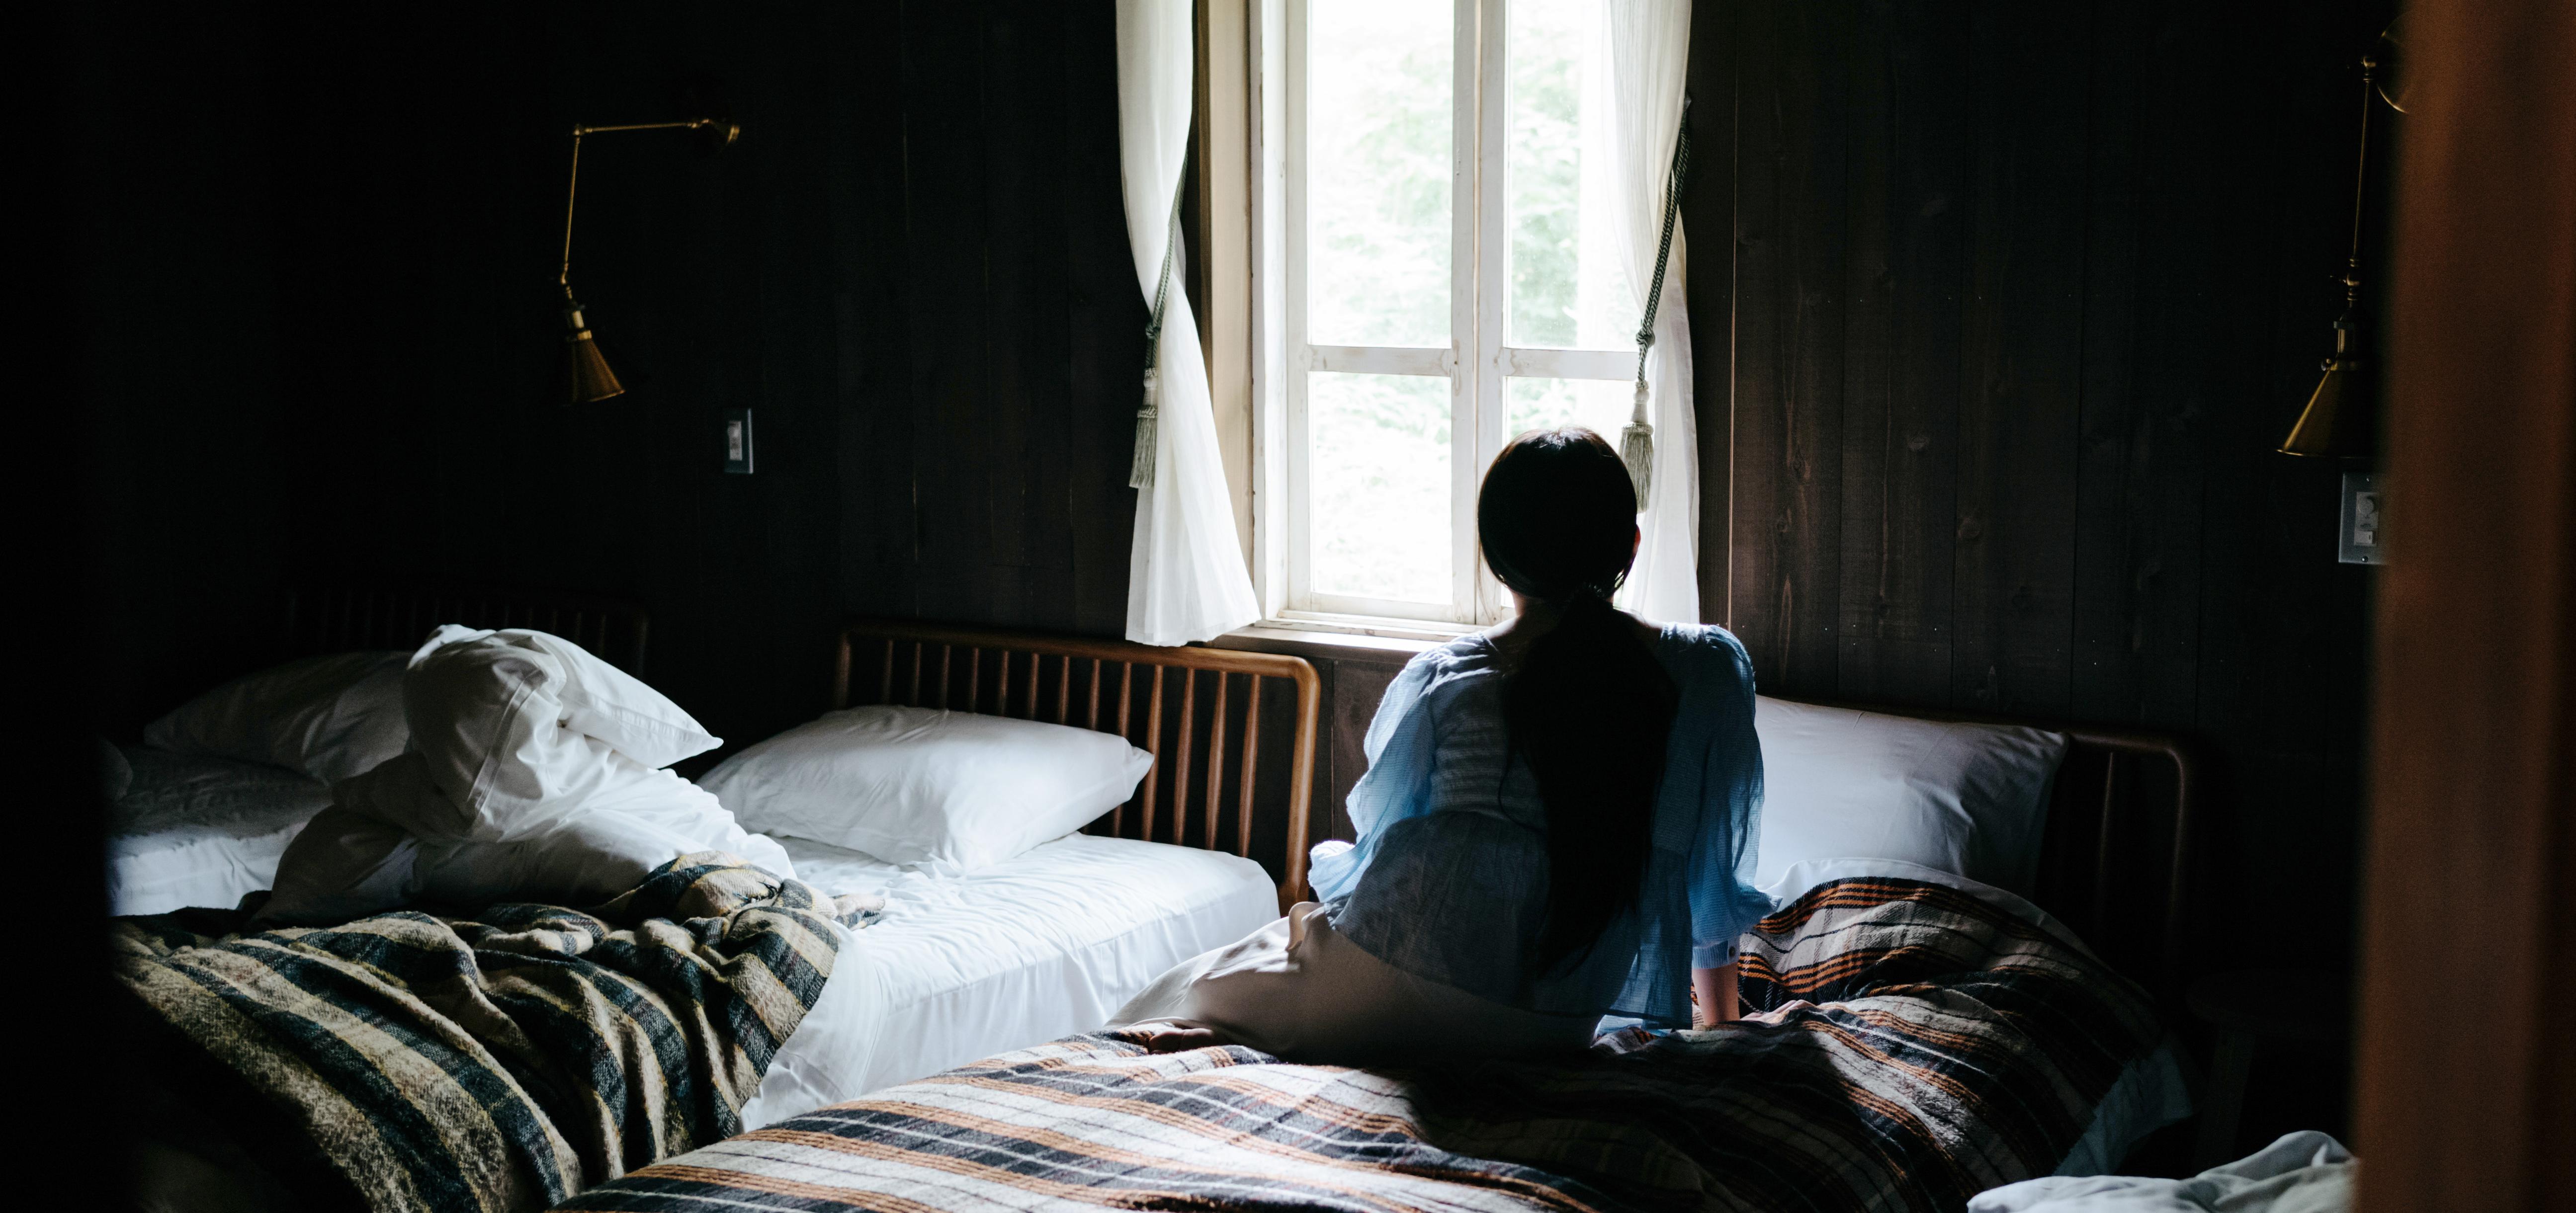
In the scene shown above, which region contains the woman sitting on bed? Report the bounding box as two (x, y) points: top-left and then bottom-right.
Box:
(1114, 428), (1768, 1062)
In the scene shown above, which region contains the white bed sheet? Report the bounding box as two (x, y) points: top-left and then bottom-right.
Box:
(110, 748), (334, 916)
(745, 831), (1279, 1127)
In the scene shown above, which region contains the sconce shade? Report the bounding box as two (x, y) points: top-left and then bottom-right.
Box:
(2280, 356), (2368, 456)
(562, 294), (625, 405)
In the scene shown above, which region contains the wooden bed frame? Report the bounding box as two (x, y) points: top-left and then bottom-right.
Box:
(284, 584), (652, 673)
(836, 619), (1323, 911)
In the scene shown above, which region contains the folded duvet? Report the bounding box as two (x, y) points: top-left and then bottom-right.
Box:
(116, 853), (875, 1213)
(563, 874), (2166, 1213)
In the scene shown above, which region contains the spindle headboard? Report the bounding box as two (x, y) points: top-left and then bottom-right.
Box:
(284, 584), (652, 673)
(2038, 725), (2199, 1013)
(835, 619), (1323, 910)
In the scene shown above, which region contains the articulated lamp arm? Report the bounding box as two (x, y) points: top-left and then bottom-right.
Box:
(557, 117), (739, 404)
(560, 118), (738, 288)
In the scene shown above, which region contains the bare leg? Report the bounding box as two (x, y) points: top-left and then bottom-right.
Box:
(1692, 962), (1740, 1027)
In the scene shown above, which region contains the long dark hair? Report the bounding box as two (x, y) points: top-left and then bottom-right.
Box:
(1478, 428), (1681, 972)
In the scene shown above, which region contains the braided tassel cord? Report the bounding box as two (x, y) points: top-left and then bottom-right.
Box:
(1130, 198), (1181, 492)
(1623, 106), (1688, 513)
(1128, 368), (1160, 489)
(1621, 380), (1655, 504)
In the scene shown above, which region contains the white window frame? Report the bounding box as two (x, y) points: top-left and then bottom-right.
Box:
(1249, 0), (1637, 636)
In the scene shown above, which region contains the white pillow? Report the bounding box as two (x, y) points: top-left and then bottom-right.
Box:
(1752, 696), (2068, 894)
(701, 706), (1154, 872)
(398, 627), (722, 843)
(409, 626), (721, 769)
(145, 651), (411, 784)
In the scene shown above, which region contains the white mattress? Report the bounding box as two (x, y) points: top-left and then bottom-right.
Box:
(109, 748), (333, 916)
(744, 831), (1278, 1126)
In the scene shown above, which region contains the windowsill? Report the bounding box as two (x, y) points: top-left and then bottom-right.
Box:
(1219, 619), (1467, 661)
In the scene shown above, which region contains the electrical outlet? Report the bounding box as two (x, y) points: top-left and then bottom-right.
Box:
(722, 409), (754, 475)
(2338, 470), (2381, 565)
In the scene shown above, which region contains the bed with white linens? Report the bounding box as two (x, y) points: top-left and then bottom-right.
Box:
(563, 621), (2213, 1213)
(747, 832), (1277, 1121)
(111, 597), (1321, 1126)
(119, 604), (2211, 1212)
(725, 617), (1322, 1111)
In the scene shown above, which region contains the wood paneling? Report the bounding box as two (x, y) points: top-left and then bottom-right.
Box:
(1946, 0), (2087, 718)
(1696, 0), (2385, 971)
(66, 3), (296, 724)
(1323, 660), (1403, 841)
(1724, 0), (1850, 691)
(70, 0), (1146, 754)
(1831, 0), (1969, 708)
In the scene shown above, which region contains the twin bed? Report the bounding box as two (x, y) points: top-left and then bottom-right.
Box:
(110, 584), (2203, 1212)
(112, 591), (1312, 1114)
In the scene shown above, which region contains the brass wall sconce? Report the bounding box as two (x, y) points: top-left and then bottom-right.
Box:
(2280, 33), (2402, 457)
(559, 117), (741, 404)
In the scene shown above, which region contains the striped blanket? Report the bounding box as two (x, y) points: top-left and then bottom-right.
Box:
(560, 876), (2162, 1213)
(114, 853), (866, 1213)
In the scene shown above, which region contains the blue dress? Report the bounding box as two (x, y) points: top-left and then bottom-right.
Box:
(1307, 624), (1768, 1028)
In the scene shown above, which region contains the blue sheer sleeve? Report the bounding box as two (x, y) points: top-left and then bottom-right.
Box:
(1685, 631), (1769, 968)
(1306, 651), (1447, 903)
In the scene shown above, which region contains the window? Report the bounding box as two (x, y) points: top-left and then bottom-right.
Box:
(1257, 0), (1646, 631)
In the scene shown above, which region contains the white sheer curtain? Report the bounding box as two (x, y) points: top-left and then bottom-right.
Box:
(1598, 0), (1700, 624)
(1117, 0), (1261, 647)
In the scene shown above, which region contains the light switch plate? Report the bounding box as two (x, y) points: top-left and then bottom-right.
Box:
(2338, 470), (2382, 565)
(722, 408), (754, 475)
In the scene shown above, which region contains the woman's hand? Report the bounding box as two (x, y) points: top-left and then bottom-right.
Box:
(1143, 1027), (1227, 1052)
(1128, 1022), (1235, 1053)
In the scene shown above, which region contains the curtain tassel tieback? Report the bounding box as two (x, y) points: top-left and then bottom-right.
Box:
(1623, 104), (1691, 510)
(1128, 369), (1161, 489)
(1621, 365), (1656, 504)
(1130, 199), (1183, 491)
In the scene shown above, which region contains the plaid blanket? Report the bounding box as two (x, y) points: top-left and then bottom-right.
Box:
(560, 876), (2161, 1213)
(115, 853), (867, 1213)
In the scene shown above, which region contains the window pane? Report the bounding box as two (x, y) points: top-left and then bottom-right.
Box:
(1506, 376), (1633, 445)
(1307, 0), (1452, 348)
(1308, 372), (1452, 602)
(1505, 0), (1633, 350)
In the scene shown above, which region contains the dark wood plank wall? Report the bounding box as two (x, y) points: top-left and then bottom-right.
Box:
(73, 0), (1147, 758)
(69, 4), (300, 725)
(1695, 0), (2384, 968)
